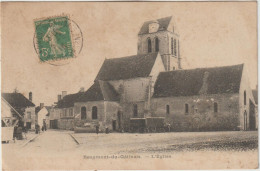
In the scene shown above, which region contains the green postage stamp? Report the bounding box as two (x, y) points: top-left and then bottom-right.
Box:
(34, 15), (74, 62)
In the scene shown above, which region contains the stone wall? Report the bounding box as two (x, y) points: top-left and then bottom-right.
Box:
(151, 93), (241, 131)
(137, 31), (180, 70)
(238, 65), (257, 130)
(109, 78), (150, 103)
(74, 101), (120, 131)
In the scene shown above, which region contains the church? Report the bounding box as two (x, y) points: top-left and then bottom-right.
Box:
(55, 16), (257, 132)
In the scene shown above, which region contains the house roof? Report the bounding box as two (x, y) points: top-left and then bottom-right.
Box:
(252, 89), (258, 104)
(95, 52), (159, 81)
(76, 81), (119, 102)
(2, 93), (35, 108)
(138, 16), (172, 35)
(153, 64), (244, 98)
(55, 92), (85, 108)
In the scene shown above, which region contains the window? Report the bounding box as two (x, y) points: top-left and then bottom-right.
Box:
(244, 91), (247, 105)
(133, 104), (138, 117)
(214, 102), (218, 113)
(171, 38), (173, 55)
(174, 39), (177, 56)
(155, 37), (159, 52)
(27, 112), (31, 119)
(147, 38), (152, 53)
(81, 107), (86, 120)
(92, 106), (98, 119)
(166, 105), (170, 115)
(185, 104), (189, 114)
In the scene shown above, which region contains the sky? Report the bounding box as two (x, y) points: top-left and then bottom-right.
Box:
(1, 2), (257, 106)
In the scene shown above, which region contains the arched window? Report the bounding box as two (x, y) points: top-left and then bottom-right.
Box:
(171, 38), (174, 55)
(214, 102), (218, 113)
(81, 107), (86, 120)
(92, 106), (98, 119)
(185, 104), (189, 114)
(174, 39), (177, 56)
(166, 105), (170, 115)
(133, 104), (138, 117)
(244, 91), (247, 105)
(147, 38), (152, 53)
(155, 37), (159, 52)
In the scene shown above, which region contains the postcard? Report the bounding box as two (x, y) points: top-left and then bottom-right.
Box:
(1, 2), (258, 170)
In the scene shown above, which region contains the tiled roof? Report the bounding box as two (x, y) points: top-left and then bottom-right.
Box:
(153, 64), (244, 98)
(76, 81), (119, 102)
(2, 93), (35, 108)
(95, 53), (159, 81)
(138, 16), (172, 35)
(55, 92), (84, 108)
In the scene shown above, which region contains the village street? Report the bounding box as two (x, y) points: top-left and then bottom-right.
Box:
(2, 130), (258, 170)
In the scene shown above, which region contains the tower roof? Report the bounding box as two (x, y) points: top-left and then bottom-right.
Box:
(138, 16), (172, 35)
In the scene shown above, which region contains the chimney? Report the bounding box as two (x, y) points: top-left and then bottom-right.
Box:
(29, 92), (32, 101)
(40, 103), (44, 109)
(80, 87), (84, 92)
(58, 94), (62, 101)
(61, 91), (67, 99)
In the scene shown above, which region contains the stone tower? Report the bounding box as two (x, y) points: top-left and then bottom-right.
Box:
(137, 16), (181, 71)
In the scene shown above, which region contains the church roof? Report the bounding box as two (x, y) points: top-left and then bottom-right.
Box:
(95, 52), (159, 81)
(76, 81), (119, 102)
(2, 93), (35, 108)
(55, 92), (85, 108)
(153, 64), (244, 98)
(138, 16), (172, 35)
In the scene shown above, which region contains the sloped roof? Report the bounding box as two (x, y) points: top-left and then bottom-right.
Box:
(252, 89), (258, 104)
(76, 81), (119, 102)
(153, 64), (244, 98)
(138, 16), (172, 35)
(55, 92), (84, 108)
(2, 93), (35, 108)
(95, 53), (159, 81)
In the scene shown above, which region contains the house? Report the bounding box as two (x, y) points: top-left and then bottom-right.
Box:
(35, 103), (51, 129)
(151, 64), (257, 131)
(1, 97), (22, 127)
(1, 92), (36, 130)
(55, 90), (84, 130)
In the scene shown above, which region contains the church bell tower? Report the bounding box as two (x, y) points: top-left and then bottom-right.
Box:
(137, 16), (181, 71)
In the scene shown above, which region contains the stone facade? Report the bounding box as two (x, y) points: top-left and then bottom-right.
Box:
(151, 94), (241, 131)
(58, 107), (74, 130)
(74, 101), (119, 131)
(24, 107), (36, 130)
(137, 18), (181, 70)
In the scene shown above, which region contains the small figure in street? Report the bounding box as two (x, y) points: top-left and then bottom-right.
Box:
(42, 125), (44, 132)
(43, 121), (47, 131)
(16, 126), (23, 140)
(35, 124), (40, 134)
(13, 125), (18, 142)
(105, 127), (109, 134)
(96, 124), (100, 135)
